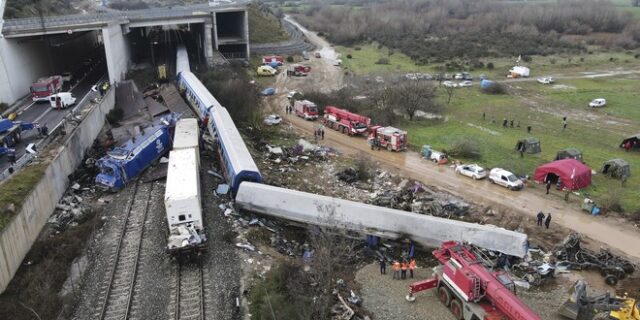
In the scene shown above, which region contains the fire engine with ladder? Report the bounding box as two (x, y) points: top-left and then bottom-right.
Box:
(322, 106), (370, 136)
(406, 241), (541, 320)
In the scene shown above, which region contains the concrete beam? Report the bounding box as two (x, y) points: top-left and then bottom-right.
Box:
(235, 183), (529, 257)
(203, 23), (214, 67)
(126, 17), (207, 29)
(243, 9), (250, 59)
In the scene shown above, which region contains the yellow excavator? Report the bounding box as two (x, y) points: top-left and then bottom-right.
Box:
(559, 280), (639, 320)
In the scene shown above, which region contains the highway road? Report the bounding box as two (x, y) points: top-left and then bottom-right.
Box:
(0, 60), (107, 176)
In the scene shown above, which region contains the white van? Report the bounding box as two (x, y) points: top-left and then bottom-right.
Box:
(488, 168), (523, 191)
(49, 92), (77, 109)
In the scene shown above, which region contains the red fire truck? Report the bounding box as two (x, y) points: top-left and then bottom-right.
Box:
(322, 106), (370, 136)
(30, 75), (63, 102)
(294, 100), (319, 120)
(369, 126), (407, 151)
(287, 64), (311, 76)
(407, 241), (541, 320)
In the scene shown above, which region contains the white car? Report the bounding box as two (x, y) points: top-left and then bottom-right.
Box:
(589, 98), (606, 108)
(537, 77), (554, 84)
(442, 81), (457, 88)
(375, 76), (385, 83)
(458, 80), (473, 87)
(61, 72), (73, 83)
(455, 164), (487, 180)
(488, 168), (523, 191)
(263, 114), (282, 126)
(454, 73), (464, 80)
(333, 59), (342, 66)
(287, 90), (301, 99)
(405, 73), (418, 81)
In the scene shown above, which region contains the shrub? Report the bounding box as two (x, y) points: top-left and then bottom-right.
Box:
(106, 108), (124, 125)
(580, 57), (585, 62)
(375, 57), (390, 65)
(635, 54), (640, 59)
(346, 54), (352, 59)
(354, 47), (361, 51)
(598, 187), (624, 213)
(0, 102), (8, 113)
(487, 62), (495, 69)
(481, 82), (507, 95)
(448, 138), (481, 159)
(522, 55), (533, 62)
(286, 56), (294, 63)
(549, 58), (557, 64)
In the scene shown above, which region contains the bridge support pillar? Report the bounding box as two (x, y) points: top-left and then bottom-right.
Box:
(204, 23), (214, 67)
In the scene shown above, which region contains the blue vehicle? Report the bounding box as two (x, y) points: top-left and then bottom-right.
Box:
(177, 71), (221, 120)
(0, 118), (38, 155)
(95, 115), (177, 190)
(261, 87), (276, 96)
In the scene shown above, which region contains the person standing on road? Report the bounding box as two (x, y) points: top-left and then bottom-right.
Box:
(502, 118), (508, 127)
(400, 260), (408, 279)
(7, 148), (16, 165)
(527, 125), (532, 133)
(545, 213), (552, 229)
(536, 211), (545, 227)
(562, 116), (568, 130)
(546, 180), (552, 194)
(409, 259), (416, 279)
(392, 261), (401, 280)
(379, 258), (386, 275)
(321, 126), (325, 140)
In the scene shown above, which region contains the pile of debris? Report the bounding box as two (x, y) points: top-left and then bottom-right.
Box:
(554, 233), (635, 286)
(368, 182), (470, 218)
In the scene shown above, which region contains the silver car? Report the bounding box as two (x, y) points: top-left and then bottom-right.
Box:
(455, 164), (487, 180)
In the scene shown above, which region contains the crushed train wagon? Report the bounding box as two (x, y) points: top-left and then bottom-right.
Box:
(534, 159), (592, 190)
(556, 148), (583, 162)
(601, 159), (630, 180)
(515, 137), (541, 154)
(620, 133), (640, 151)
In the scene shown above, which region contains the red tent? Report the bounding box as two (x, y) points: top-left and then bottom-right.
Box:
(534, 159), (592, 190)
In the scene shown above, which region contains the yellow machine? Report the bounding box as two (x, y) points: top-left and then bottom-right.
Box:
(157, 64), (167, 81)
(559, 280), (639, 320)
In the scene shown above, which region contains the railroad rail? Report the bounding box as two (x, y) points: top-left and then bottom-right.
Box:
(97, 181), (153, 320)
(174, 260), (205, 320)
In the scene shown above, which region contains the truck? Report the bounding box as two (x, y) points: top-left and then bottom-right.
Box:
(287, 64), (311, 76)
(49, 92), (77, 109)
(322, 106), (370, 136)
(0, 118), (39, 154)
(30, 75), (63, 102)
(407, 241), (541, 320)
(262, 55), (284, 66)
(294, 100), (319, 120)
(368, 126), (407, 151)
(95, 115), (177, 191)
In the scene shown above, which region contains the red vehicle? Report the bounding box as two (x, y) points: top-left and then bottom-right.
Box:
(30, 75), (63, 102)
(407, 241), (541, 320)
(322, 106), (370, 136)
(262, 55), (284, 66)
(287, 64), (311, 76)
(294, 100), (319, 120)
(369, 126), (407, 151)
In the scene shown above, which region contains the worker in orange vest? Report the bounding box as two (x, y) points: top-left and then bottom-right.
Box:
(409, 259), (417, 278)
(400, 260), (408, 279)
(392, 261), (401, 280)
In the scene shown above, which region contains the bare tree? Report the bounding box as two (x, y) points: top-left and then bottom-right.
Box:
(395, 80), (439, 121)
(365, 81), (398, 125)
(443, 84), (456, 105)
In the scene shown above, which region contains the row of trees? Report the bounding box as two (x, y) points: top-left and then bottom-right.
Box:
(293, 0), (640, 59)
(4, 0), (77, 19)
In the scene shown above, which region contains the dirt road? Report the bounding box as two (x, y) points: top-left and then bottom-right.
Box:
(268, 17), (640, 263)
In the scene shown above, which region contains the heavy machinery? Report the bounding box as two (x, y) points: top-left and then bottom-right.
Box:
(558, 279), (639, 320)
(368, 126), (407, 151)
(0, 118), (39, 154)
(406, 241), (541, 320)
(294, 100), (319, 120)
(322, 106), (370, 136)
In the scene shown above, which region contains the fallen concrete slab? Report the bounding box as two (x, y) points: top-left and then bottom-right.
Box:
(235, 182), (528, 257)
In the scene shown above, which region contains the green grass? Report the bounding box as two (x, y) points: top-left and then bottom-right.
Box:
(248, 5), (290, 44)
(0, 163), (47, 230)
(610, 0), (640, 18)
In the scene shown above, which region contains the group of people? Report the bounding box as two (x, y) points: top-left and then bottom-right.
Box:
(623, 140), (638, 152)
(314, 126), (325, 142)
(284, 104), (294, 115)
(536, 211), (552, 229)
(379, 258), (417, 280)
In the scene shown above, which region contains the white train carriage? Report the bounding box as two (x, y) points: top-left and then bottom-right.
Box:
(165, 147), (206, 253)
(176, 45), (191, 75)
(209, 106), (262, 195)
(173, 118), (199, 150)
(177, 71), (222, 120)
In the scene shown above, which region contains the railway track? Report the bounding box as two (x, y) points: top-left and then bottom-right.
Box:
(174, 260), (206, 320)
(96, 181), (153, 320)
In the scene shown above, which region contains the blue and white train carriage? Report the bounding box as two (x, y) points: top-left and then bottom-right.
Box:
(177, 72), (221, 120)
(209, 106), (262, 194)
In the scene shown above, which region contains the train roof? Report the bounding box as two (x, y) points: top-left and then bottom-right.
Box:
(180, 72), (222, 115)
(210, 107), (260, 173)
(176, 45), (191, 75)
(107, 123), (167, 160)
(165, 148), (200, 201)
(173, 118), (199, 150)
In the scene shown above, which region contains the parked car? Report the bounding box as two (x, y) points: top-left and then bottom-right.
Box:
(461, 72), (473, 81)
(302, 51), (310, 60)
(287, 90), (301, 99)
(333, 59), (342, 66)
(61, 72), (73, 83)
(537, 77), (555, 84)
(405, 73), (418, 81)
(455, 164), (487, 180)
(589, 98), (606, 108)
(263, 114), (282, 126)
(458, 80), (473, 87)
(261, 87), (276, 96)
(454, 73), (464, 80)
(443, 81), (457, 88)
(49, 92), (77, 109)
(443, 73), (453, 80)
(488, 168), (523, 190)
(315, 52), (321, 58)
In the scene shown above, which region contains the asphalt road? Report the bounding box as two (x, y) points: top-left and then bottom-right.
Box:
(0, 61), (107, 174)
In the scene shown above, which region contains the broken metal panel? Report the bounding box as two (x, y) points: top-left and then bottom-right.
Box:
(235, 183), (529, 257)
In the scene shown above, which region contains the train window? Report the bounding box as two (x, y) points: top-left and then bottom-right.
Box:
(178, 215), (186, 221)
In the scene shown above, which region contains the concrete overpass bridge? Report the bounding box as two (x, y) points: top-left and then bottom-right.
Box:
(0, 1), (250, 105)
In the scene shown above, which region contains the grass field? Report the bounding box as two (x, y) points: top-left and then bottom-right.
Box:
(248, 5), (290, 44)
(397, 78), (640, 213)
(0, 163), (47, 230)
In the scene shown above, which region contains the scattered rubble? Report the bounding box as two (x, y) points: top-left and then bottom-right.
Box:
(369, 182), (470, 218)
